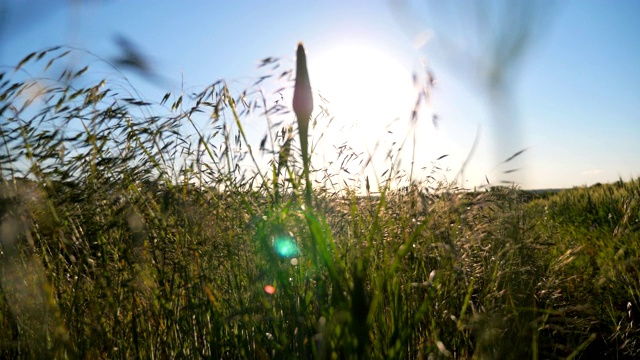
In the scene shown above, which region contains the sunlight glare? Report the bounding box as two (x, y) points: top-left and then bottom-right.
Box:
(310, 44), (415, 153)
(308, 42), (458, 189)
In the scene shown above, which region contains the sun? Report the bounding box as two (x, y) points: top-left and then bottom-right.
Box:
(303, 40), (460, 191)
(309, 43), (416, 152)
(306, 42), (433, 182)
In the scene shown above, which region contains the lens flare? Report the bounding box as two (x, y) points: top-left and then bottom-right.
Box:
(264, 285), (276, 295)
(273, 234), (299, 258)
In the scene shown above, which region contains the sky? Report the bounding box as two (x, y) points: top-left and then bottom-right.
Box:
(1, 0), (639, 190)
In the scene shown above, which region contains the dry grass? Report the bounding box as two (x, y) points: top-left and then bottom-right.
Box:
(0, 46), (638, 359)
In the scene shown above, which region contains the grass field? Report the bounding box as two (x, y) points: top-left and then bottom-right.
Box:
(1, 46), (639, 359)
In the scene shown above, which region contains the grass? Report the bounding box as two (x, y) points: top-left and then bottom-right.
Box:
(0, 45), (639, 359)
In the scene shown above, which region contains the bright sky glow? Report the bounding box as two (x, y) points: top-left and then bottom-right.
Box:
(310, 43), (419, 177)
(1, 0), (639, 190)
(312, 43), (415, 146)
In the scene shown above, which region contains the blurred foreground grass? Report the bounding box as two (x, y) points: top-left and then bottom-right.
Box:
(0, 47), (639, 359)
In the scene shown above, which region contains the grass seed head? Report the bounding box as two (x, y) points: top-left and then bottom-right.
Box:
(293, 42), (313, 127)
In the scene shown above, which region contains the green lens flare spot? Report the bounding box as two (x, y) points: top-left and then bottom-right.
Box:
(273, 235), (299, 258)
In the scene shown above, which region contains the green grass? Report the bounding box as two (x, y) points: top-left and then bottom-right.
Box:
(1, 46), (639, 359)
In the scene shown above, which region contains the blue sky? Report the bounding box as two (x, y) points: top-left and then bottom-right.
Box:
(1, 0), (639, 190)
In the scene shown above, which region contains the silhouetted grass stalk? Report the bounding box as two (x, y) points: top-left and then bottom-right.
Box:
(292, 42), (314, 208)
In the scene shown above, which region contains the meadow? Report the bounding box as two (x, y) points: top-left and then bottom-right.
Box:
(1, 45), (639, 359)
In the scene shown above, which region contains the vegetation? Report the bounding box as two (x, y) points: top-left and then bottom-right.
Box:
(1, 46), (639, 359)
